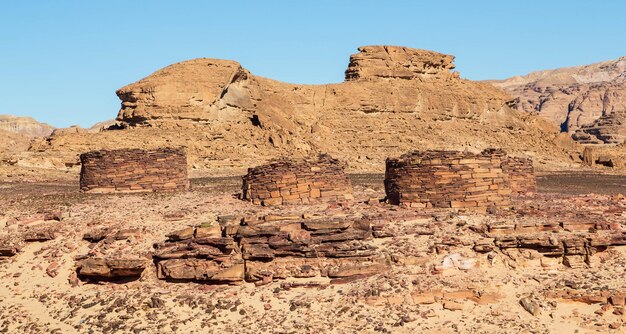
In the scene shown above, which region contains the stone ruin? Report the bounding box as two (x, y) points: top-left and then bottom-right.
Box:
(79, 148), (189, 193)
(384, 149), (535, 209)
(501, 155), (536, 194)
(242, 155), (353, 206)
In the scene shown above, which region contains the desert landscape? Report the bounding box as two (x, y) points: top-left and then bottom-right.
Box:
(0, 44), (624, 334)
(1, 3), (626, 332)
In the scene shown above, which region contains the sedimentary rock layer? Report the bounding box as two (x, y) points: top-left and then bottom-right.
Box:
(153, 216), (390, 284)
(490, 56), (626, 145)
(79, 148), (189, 193)
(0, 115), (54, 137)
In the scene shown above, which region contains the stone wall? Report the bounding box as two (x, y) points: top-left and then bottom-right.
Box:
(242, 155), (353, 206)
(79, 148), (189, 193)
(384, 150), (513, 209)
(502, 156), (536, 195)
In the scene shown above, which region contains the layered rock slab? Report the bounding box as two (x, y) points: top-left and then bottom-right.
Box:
(153, 216), (390, 284)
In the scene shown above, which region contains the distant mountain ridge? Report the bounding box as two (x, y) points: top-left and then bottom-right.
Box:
(0, 115), (55, 137)
(489, 56), (626, 145)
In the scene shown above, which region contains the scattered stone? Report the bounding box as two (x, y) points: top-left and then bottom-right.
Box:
(520, 297), (541, 316)
(443, 301), (464, 311)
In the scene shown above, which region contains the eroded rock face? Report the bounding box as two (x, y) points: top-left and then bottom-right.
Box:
(490, 56), (626, 144)
(572, 109), (626, 144)
(116, 59), (245, 124)
(114, 46), (509, 127)
(0, 129), (31, 159)
(344, 46), (456, 80)
(28, 45), (576, 173)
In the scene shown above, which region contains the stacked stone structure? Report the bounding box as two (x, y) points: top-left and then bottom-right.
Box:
(384, 150), (514, 209)
(242, 155), (353, 206)
(502, 156), (537, 195)
(79, 148), (189, 193)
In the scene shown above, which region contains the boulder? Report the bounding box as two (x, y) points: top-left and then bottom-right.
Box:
(76, 258), (146, 278)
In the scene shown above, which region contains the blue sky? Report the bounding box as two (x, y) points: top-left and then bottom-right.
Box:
(1, 1), (625, 127)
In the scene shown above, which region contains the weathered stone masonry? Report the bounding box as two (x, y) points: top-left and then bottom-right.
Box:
(242, 155), (353, 206)
(79, 148), (189, 193)
(501, 156), (536, 195)
(384, 149), (533, 209)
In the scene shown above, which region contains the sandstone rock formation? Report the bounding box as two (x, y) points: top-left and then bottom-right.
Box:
(27, 46), (577, 173)
(153, 214), (390, 284)
(0, 129), (31, 160)
(490, 56), (626, 144)
(581, 144), (626, 168)
(0, 115), (54, 137)
(76, 258), (146, 279)
(344, 46), (457, 80)
(0, 116), (55, 163)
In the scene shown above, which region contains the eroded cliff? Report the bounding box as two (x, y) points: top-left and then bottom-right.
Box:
(490, 57), (626, 145)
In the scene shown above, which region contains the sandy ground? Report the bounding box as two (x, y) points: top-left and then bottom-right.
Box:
(0, 169), (624, 333)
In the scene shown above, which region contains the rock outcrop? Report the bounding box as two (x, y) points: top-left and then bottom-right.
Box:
(27, 46), (576, 173)
(76, 258), (146, 279)
(571, 109), (626, 144)
(0, 129), (31, 160)
(344, 46), (457, 80)
(153, 214), (390, 284)
(490, 56), (626, 145)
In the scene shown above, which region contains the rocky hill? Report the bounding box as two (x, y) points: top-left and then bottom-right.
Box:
(490, 56), (626, 145)
(0, 115), (54, 138)
(0, 129), (31, 160)
(24, 46), (578, 173)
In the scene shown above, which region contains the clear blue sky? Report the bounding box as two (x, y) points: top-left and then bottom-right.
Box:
(1, 1), (625, 128)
